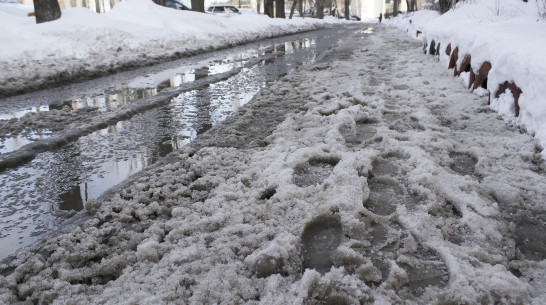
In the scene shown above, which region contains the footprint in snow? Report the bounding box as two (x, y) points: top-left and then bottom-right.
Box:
(449, 151), (477, 176)
(293, 157), (339, 187)
(365, 178), (405, 216)
(339, 120), (377, 147)
(301, 215), (343, 274)
(355, 221), (449, 296)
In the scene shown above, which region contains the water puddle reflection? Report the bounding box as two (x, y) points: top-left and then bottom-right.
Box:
(0, 105), (50, 121)
(0, 132), (51, 154)
(358, 27), (374, 34)
(285, 38), (315, 54)
(71, 88), (158, 112)
(57, 64), (266, 212)
(0, 37), (316, 130)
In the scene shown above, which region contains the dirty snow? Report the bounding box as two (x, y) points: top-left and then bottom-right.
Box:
(1, 25), (545, 304)
(386, 0), (546, 158)
(1, 0), (545, 303)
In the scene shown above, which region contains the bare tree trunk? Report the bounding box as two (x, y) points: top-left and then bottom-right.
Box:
(276, 0), (285, 18)
(190, 0), (205, 12)
(264, 0), (274, 17)
(33, 0), (61, 24)
(438, 0), (452, 13)
(289, 0), (297, 19)
(316, 0), (324, 18)
(297, 0), (302, 17)
(411, 0), (417, 11)
(393, 0), (400, 16)
(344, 0), (349, 20)
(332, 0), (338, 16)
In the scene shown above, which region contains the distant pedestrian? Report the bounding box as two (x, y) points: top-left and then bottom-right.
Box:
(379, 13), (383, 23)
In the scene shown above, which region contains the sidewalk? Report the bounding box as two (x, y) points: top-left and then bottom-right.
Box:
(1, 25), (545, 304)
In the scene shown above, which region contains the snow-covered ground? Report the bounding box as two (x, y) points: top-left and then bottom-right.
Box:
(0, 0), (344, 97)
(1, 0), (545, 303)
(386, 0), (546, 158)
(1, 23), (545, 303)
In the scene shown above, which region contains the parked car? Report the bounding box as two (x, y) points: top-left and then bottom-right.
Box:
(302, 7), (334, 18)
(302, 7), (316, 17)
(165, 0), (190, 11)
(337, 13), (361, 21)
(206, 5), (241, 16)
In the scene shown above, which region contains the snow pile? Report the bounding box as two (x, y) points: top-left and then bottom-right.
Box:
(0, 0), (344, 96)
(386, 0), (546, 157)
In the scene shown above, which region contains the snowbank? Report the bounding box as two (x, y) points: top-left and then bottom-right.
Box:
(386, 0), (546, 157)
(0, 0), (344, 97)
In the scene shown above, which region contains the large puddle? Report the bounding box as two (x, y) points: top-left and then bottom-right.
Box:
(0, 27), (356, 260)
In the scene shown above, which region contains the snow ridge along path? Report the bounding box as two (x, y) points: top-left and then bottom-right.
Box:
(1, 25), (545, 304)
